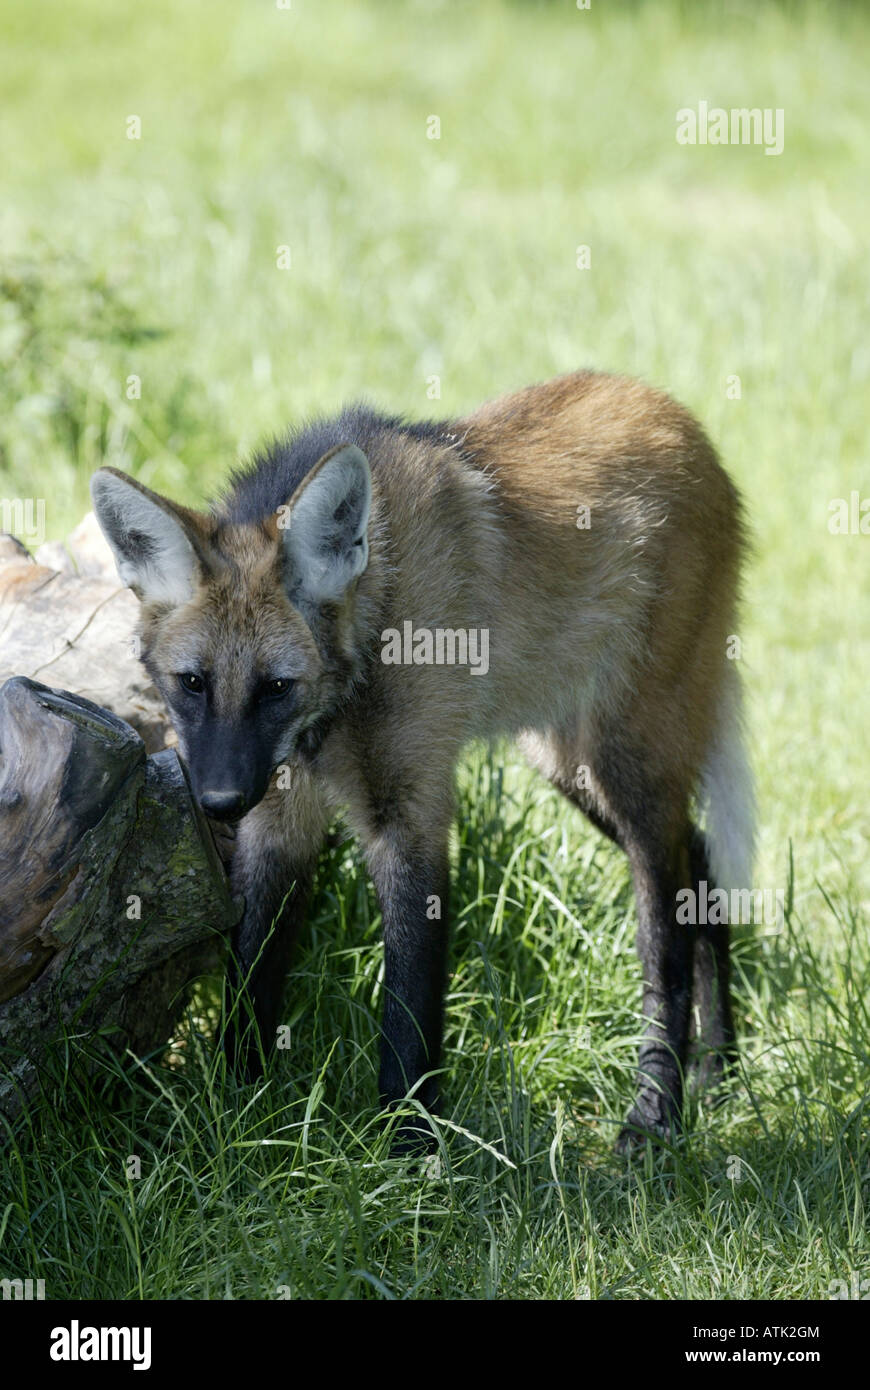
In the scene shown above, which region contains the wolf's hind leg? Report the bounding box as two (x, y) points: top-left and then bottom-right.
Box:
(521, 723), (696, 1149)
(688, 826), (736, 1090)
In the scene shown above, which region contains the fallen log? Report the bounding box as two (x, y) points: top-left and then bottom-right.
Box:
(0, 514), (174, 751)
(0, 521), (240, 1120)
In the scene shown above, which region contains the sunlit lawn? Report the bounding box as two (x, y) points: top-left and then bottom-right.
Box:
(0, 0), (867, 1299)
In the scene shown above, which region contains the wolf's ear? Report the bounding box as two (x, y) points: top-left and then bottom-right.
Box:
(90, 468), (203, 606)
(282, 444), (371, 605)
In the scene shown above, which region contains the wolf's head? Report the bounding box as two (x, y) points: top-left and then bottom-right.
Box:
(91, 444), (372, 821)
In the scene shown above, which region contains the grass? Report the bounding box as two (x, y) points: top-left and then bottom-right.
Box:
(1, 0), (868, 1300)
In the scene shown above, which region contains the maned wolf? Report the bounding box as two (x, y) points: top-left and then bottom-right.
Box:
(91, 370), (754, 1151)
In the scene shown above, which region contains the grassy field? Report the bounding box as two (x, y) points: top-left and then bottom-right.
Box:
(1, 0), (868, 1300)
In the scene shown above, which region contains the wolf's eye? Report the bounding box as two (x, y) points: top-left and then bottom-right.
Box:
(178, 672), (205, 694)
(261, 677), (293, 700)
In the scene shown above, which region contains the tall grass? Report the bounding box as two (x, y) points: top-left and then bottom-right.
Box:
(0, 0), (867, 1298)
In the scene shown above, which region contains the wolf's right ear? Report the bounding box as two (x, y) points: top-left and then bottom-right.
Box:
(90, 468), (203, 606)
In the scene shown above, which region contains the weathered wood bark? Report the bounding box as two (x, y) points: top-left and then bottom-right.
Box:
(0, 515), (174, 752)
(0, 518), (242, 1118)
(0, 675), (239, 1121)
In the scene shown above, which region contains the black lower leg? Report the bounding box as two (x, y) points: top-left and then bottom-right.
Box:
(618, 838), (694, 1150)
(370, 843), (450, 1150)
(224, 850), (313, 1082)
(688, 826), (736, 1088)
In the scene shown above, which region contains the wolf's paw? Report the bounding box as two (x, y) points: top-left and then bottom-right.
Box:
(616, 1102), (683, 1156)
(388, 1119), (438, 1159)
(689, 1041), (738, 1099)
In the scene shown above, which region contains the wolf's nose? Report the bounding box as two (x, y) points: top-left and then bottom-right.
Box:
(200, 790), (246, 822)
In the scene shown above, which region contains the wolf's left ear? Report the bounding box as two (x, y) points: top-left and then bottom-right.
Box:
(282, 444), (372, 605)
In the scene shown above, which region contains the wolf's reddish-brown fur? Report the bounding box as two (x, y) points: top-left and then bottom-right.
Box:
(92, 371), (753, 1150)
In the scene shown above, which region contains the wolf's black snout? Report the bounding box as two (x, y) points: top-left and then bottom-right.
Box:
(200, 790), (247, 822)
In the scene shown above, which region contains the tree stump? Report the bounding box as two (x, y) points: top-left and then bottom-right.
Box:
(0, 522), (240, 1120)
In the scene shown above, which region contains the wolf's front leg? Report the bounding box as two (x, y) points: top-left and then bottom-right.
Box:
(364, 830), (451, 1143)
(224, 774), (328, 1082)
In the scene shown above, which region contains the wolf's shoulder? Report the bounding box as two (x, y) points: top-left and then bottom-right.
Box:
(215, 403), (451, 524)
